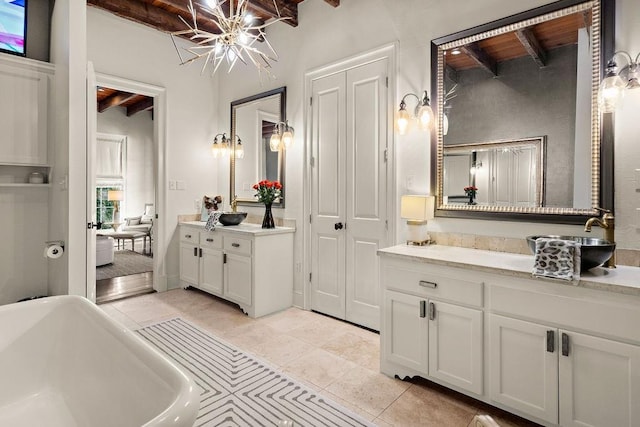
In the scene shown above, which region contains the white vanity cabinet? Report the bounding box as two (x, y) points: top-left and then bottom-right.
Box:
(489, 285), (640, 427)
(379, 245), (640, 427)
(178, 223), (294, 318)
(381, 257), (484, 395)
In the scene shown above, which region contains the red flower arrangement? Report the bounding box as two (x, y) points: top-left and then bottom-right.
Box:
(463, 186), (478, 197)
(253, 180), (282, 204)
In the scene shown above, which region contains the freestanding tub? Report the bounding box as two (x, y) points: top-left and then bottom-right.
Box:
(0, 296), (199, 427)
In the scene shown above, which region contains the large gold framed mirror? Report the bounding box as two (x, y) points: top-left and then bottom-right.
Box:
(230, 87), (286, 207)
(430, 0), (614, 223)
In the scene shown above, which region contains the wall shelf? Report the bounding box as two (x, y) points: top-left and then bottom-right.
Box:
(0, 183), (51, 188)
(0, 163), (52, 187)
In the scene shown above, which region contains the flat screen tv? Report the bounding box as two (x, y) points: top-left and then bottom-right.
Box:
(0, 0), (26, 56)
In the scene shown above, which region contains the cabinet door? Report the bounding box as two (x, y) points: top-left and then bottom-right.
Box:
(0, 65), (48, 164)
(199, 247), (223, 296)
(224, 253), (252, 306)
(489, 314), (558, 424)
(559, 330), (640, 427)
(428, 301), (483, 394)
(382, 290), (428, 374)
(179, 242), (199, 285)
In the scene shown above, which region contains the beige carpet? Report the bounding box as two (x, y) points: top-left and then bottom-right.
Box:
(96, 250), (153, 281)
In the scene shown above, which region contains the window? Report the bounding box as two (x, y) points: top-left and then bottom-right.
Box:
(96, 134), (126, 228)
(96, 184), (123, 227)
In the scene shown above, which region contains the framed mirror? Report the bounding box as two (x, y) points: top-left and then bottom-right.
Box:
(431, 0), (614, 223)
(230, 87), (286, 207)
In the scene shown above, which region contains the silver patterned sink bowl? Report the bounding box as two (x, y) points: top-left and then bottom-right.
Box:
(526, 235), (616, 271)
(218, 212), (247, 226)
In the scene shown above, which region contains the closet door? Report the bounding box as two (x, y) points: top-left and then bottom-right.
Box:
(310, 58), (389, 331)
(310, 72), (347, 320)
(344, 59), (388, 330)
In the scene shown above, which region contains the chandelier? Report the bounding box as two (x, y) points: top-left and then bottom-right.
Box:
(171, 0), (287, 77)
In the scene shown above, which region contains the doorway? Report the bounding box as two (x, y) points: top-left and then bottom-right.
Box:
(86, 68), (167, 303)
(305, 45), (395, 331)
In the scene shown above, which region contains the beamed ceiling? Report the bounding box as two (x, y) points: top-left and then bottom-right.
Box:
(89, 0), (341, 115)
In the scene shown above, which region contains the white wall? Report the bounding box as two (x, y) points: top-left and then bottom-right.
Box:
(214, 0), (640, 305)
(97, 108), (154, 218)
(86, 7), (219, 288)
(48, 0), (87, 298)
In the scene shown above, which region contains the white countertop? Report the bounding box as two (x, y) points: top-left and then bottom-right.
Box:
(378, 244), (640, 296)
(180, 221), (295, 236)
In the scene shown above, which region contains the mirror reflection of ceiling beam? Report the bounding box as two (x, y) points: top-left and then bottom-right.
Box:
(461, 44), (497, 76)
(445, 65), (459, 83)
(515, 28), (547, 67)
(98, 91), (137, 113)
(127, 97), (154, 117)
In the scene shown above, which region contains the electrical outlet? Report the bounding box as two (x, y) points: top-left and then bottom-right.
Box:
(169, 180), (176, 190)
(295, 262), (302, 273)
(194, 199), (202, 211)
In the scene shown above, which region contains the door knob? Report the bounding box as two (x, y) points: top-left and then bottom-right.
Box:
(334, 222), (344, 230)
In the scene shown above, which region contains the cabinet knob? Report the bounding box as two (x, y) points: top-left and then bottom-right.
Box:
(206, 238), (214, 242)
(419, 300), (426, 318)
(428, 302), (436, 320)
(185, 234), (192, 239)
(232, 242), (240, 248)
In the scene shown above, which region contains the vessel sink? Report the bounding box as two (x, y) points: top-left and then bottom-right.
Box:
(218, 212), (247, 226)
(526, 235), (616, 271)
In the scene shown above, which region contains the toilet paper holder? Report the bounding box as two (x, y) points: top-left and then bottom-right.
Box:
(45, 240), (65, 249)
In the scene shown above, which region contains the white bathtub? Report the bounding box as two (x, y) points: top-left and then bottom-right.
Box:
(0, 296), (199, 427)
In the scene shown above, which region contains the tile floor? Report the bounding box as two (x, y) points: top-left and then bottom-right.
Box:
(101, 288), (540, 427)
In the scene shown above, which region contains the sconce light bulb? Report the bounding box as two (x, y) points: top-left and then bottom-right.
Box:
(417, 105), (434, 131)
(282, 130), (294, 148)
(396, 107), (411, 135)
(236, 141), (244, 159)
(598, 74), (626, 113)
(270, 134), (281, 152)
(211, 142), (220, 158)
(443, 114), (449, 136)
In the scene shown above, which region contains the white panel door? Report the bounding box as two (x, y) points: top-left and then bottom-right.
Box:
(199, 247), (223, 296)
(559, 330), (640, 427)
(311, 72), (347, 319)
(493, 150), (512, 206)
(344, 59), (388, 330)
(489, 314), (558, 424)
(513, 147), (536, 207)
(310, 59), (389, 330)
(428, 301), (483, 394)
(383, 290), (428, 373)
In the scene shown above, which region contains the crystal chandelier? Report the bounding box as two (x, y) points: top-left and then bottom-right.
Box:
(171, 0), (287, 77)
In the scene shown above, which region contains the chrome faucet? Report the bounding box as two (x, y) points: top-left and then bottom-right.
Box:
(231, 195), (238, 213)
(584, 207), (615, 268)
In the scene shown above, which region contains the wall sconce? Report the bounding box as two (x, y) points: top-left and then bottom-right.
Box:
(269, 120), (295, 151)
(400, 195), (435, 245)
(211, 133), (244, 159)
(598, 51), (640, 113)
(470, 161), (483, 175)
(396, 90), (434, 135)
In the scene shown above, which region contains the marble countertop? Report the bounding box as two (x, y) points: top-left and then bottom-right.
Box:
(179, 221), (295, 236)
(378, 244), (640, 297)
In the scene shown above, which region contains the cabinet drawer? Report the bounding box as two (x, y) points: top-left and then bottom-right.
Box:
(180, 228), (198, 244)
(382, 259), (483, 307)
(200, 232), (222, 249)
(224, 236), (252, 256)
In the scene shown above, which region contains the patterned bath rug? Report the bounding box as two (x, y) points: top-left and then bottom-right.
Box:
(137, 318), (375, 427)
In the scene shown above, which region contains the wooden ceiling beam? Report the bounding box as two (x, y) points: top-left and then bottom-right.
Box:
(248, 0), (299, 27)
(127, 97), (154, 117)
(98, 91), (137, 113)
(324, 0), (340, 6)
(515, 28), (547, 67)
(461, 43), (497, 76)
(87, 0), (220, 35)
